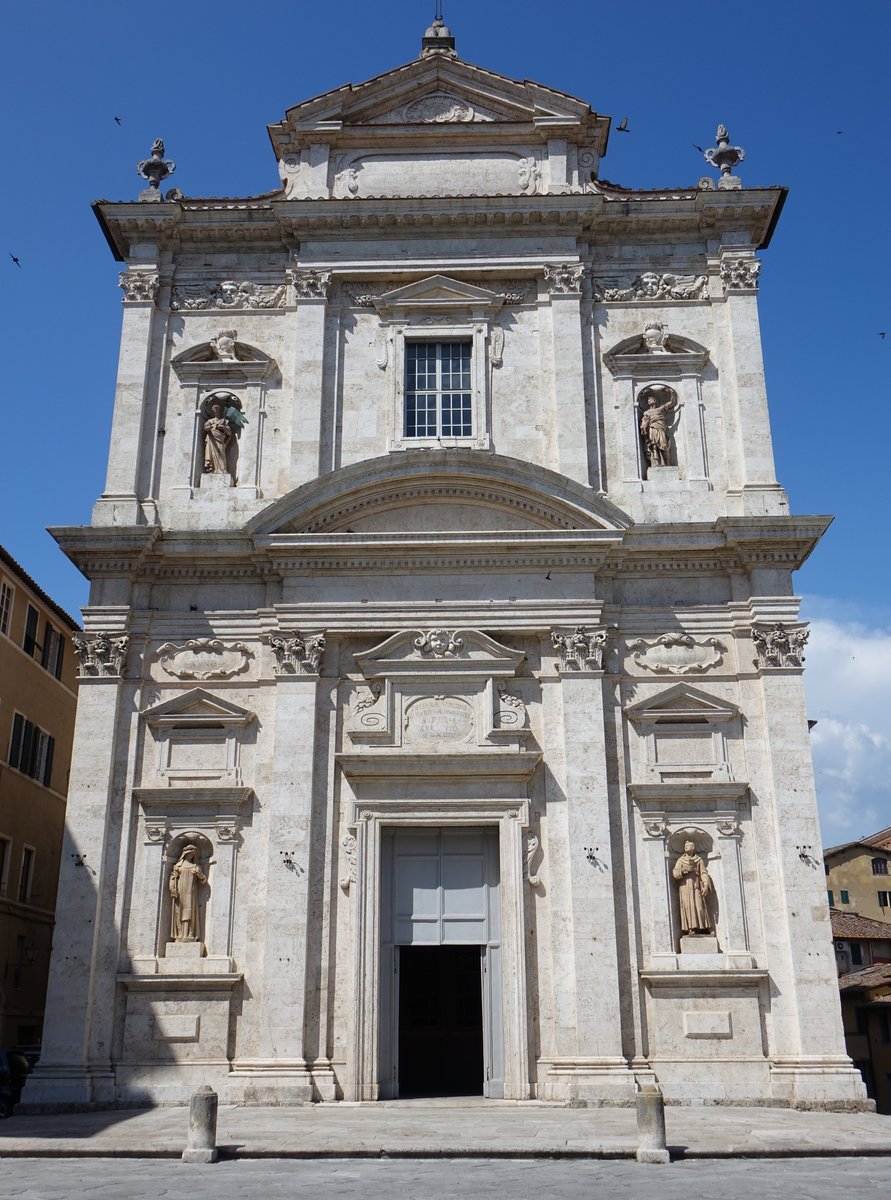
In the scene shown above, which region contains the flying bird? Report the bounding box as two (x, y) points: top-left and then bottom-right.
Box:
(114, 116), (122, 125)
(693, 143), (705, 153)
(545, 572), (552, 581)
(616, 117), (630, 133)
(9, 253), (21, 267)
(881, 332), (887, 340)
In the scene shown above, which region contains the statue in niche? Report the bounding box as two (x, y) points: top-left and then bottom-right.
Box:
(672, 840), (713, 936)
(201, 392), (248, 478)
(639, 385), (678, 469)
(168, 845), (207, 943)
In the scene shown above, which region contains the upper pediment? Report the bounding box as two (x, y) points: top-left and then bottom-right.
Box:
(270, 55), (610, 200)
(625, 683), (739, 725)
(270, 57), (608, 146)
(373, 275), (504, 318)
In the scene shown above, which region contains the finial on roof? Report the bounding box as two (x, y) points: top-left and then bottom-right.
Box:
(421, 6), (457, 58)
(136, 138), (176, 202)
(703, 124), (745, 191)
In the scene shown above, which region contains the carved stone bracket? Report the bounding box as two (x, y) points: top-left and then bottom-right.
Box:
(544, 263), (586, 295)
(72, 632), (129, 678)
(552, 626), (608, 672)
(720, 258), (761, 291)
(143, 818), (170, 846)
(628, 633), (726, 676)
(155, 639), (253, 681)
(642, 818), (670, 840)
(753, 623), (808, 669)
(716, 819), (742, 838)
(339, 831), (358, 893)
(268, 631), (326, 675)
(119, 272), (159, 303)
(524, 832), (542, 888)
(288, 268), (332, 300)
(593, 272), (709, 302)
(171, 279), (288, 311)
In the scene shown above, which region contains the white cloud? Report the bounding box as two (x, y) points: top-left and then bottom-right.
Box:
(802, 615), (891, 844)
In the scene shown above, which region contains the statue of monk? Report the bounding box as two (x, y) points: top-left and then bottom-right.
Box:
(672, 840), (713, 936)
(169, 845), (207, 943)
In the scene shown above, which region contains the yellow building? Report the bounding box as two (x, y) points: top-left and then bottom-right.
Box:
(825, 829), (891, 922)
(0, 547), (78, 1048)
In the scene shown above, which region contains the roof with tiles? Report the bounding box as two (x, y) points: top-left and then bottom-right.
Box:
(831, 910), (891, 940)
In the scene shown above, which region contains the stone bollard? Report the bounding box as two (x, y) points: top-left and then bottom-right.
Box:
(182, 1085), (219, 1164)
(636, 1083), (670, 1164)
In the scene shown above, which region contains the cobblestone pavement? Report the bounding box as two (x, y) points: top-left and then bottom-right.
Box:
(2, 1157), (891, 1200)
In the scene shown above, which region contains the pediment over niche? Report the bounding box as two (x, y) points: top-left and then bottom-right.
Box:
(356, 629), (525, 680)
(171, 336), (274, 385)
(142, 688), (256, 728)
(625, 683), (739, 725)
(603, 327), (709, 378)
(373, 274), (504, 317)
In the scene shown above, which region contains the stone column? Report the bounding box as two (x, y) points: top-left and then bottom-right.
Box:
(741, 665), (867, 1105)
(542, 640), (634, 1101)
(543, 265), (590, 486)
(94, 268), (160, 526)
(22, 671), (127, 1107)
(288, 268), (331, 488)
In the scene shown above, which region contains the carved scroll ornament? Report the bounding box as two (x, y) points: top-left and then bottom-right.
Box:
(628, 633), (725, 675)
(156, 639), (253, 681)
(544, 263), (586, 295)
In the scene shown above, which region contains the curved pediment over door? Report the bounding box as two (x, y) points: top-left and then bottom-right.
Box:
(247, 451), (633, 536)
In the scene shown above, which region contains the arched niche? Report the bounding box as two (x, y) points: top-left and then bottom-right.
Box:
(170, 336), (276, 499)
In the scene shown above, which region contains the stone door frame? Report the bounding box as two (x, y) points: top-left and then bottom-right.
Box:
(345, 795), (531, 1101)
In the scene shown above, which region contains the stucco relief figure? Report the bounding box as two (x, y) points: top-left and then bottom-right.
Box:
(168, 845), (207, 943)
(639, 386), (678, 469)
(203, 403), (232, 474)
(672, 840), (713, 936)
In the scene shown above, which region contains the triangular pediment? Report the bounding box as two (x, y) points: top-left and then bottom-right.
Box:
(625, 683), (739, 724)
(142, 688), (255, 726)
(356, 629), (525, 679)
(374, 275), (502, 314)
(269, 56), (609, 155)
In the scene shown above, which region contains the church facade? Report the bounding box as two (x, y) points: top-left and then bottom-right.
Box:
(26, 22), (867, 1109)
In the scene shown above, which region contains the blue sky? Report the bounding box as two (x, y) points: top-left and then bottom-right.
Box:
(2, 1), (889, 839)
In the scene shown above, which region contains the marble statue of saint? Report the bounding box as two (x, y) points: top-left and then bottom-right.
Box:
(169, 845), (207, 943)
(203, 403), (232, 474)
(639, 387), (677, 467)
(672, 840), (713, 935)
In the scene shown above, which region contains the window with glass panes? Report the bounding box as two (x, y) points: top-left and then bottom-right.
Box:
(0, 580), (12, 636)
(405, 342), (472, 439)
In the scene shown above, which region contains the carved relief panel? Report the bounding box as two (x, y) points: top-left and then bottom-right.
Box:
(344, 629), (534, 760)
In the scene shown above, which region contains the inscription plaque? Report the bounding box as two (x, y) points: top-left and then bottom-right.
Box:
(404, 696), (473, 745)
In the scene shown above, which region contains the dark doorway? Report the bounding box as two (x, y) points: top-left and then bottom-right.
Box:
(398, 945), (484, 1097)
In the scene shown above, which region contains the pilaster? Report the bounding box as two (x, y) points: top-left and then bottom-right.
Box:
(543, 265), (590, 486)
(94, 268), (161, 526)
(288, 268), (332, 488)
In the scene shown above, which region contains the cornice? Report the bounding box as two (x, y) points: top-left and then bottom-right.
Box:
(93, 186), (786, 260)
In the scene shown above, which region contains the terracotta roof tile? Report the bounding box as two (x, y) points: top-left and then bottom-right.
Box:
(831, 910), (891, 940)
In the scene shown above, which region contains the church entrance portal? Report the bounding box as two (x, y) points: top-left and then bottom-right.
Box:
(397, 945), (484, 1097)
(380, 827), (503, 1098)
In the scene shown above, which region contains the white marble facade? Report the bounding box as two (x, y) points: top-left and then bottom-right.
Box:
(25, 27), (868, 1111)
